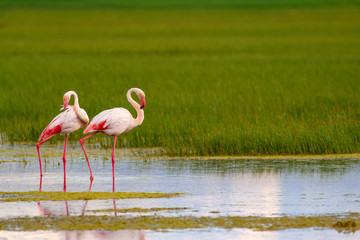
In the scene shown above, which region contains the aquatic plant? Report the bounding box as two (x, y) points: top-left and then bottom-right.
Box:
(0, 213), (359, 232)
(90, 207), (189, 213)
(0, 191), (184, 202)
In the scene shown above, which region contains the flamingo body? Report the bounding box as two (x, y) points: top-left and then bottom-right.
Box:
(84, 108), (134, 136)
(39, 106), (88, 141)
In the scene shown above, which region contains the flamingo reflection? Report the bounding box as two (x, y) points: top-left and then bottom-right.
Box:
(37, 179), (144, 239)
(37, 177), (135, 235)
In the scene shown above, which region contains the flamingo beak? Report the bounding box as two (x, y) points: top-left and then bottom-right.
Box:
(61, 101), (69, 110)
(140, 97), (146, 109)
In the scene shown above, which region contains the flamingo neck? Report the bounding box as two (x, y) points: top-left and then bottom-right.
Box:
(127, 89), (144, 126)
(70, 91), (80, 109)
(70, 91), (89, 124)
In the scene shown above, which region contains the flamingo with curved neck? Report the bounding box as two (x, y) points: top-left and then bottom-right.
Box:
(80, 88), (146, 189)
(37, 91), (89, 191)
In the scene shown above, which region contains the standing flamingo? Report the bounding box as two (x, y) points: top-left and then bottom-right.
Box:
(80, 88), (146, 190)
(37, 91), (91, 190)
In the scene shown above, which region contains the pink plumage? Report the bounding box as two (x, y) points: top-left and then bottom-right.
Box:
(80, 88), (146, 190)
(83, 108), (135, 135)
(38, 115), (62, 141)
(38, 106), (86, 141)
(36, 91), (89, 190)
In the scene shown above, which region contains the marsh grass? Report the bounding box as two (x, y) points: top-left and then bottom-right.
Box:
(0, 2), (359, 156)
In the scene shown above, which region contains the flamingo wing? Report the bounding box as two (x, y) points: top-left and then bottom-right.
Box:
(38, 107), (86, 141)
(84, 108), (132, 135)
(38, 112), (63, 141)
(60, 106), (88, 134)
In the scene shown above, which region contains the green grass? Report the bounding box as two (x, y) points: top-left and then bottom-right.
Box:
(1, 0), (359, 9)
(0, 2), (359, 156)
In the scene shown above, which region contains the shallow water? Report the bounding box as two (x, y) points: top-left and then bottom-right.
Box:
(0, 143), (360, 239)
(1, 228), (359, 240)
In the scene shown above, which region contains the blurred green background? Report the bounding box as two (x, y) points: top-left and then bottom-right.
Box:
(0, 0), (359, 156)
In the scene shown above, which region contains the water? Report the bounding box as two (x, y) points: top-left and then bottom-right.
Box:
(0, 143), (360, 239)
(1, 228), (359, 240)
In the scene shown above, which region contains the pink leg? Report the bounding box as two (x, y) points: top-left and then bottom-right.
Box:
(36, 134), (56, 177)
(80, 132), (99, 180)
(88, 179), (93, 192)
(39, 176), (43, 192)
(112, 150), (117, 215)
(63, 135), (68, 192)
(112, 135), (117, 192)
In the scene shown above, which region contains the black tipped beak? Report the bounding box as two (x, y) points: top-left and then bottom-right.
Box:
(140, 97), (146, 109)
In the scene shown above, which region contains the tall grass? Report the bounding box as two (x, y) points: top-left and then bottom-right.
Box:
(0, 4), (359, 156)
(1, 0), (359, 9)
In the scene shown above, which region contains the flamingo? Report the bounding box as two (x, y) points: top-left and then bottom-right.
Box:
(36, 91), (90, 190)
(80, 88), (146, 189)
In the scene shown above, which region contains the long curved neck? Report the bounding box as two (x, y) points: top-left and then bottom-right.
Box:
(70, 91), (80, 110)
(127, 89), (144, 126)
(70, 91), (88, 124)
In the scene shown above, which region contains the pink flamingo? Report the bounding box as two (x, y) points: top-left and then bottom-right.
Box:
(36, 91), (90, 190)
(80, 88), (146, 189)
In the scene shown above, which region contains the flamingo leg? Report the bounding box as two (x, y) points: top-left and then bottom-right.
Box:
(36, 134), (56, 177)
(88, 178), (94, 192)
(63, 135), (69, 192)
(112, 135), (117, 192)
(39, 175), (43, 192)
(112, 138), (117, 214)
(80, 132), (99, 181)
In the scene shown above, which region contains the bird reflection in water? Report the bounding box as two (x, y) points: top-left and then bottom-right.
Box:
(37, 179), (145, 240)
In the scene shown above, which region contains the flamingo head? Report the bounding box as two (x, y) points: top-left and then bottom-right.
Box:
(60, 91), (72, 110)
(133, 88), (146, 109)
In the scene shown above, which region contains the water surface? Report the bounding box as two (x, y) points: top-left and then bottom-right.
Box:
(0, 143), (359, 239)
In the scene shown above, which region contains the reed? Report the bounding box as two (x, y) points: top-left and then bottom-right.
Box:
(0, 2), (359, 156)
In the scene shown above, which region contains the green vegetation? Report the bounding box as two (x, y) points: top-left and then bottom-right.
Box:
(0, 1), (359, 156)
(0, 191), (183, 202)
(1, 0), (359, 9)
(0, 213), (359, 232)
